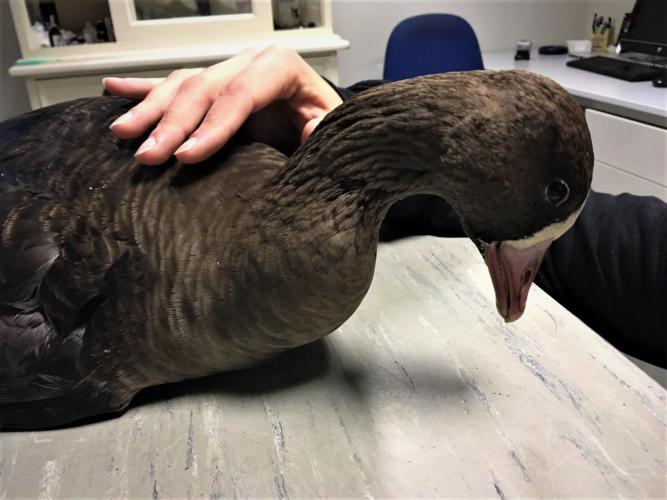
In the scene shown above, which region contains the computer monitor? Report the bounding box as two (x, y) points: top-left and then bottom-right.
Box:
(618, 0), (667, 57)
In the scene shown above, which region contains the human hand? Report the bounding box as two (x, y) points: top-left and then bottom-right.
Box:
(104, 46), (343, 165)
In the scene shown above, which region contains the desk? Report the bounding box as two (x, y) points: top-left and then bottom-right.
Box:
(1, 237), (664, 498)
(483, 51), (667, 127)
(484, 51), (667, 202)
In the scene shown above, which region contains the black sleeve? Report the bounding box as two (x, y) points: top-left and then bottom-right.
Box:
(335, 79), (667, 367)
(326, 79), (388, 101)
(537, 192), (667, 368)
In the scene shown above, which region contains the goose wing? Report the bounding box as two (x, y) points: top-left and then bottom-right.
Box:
(0, 99), (139, 402)
(0, 187), (132, 402)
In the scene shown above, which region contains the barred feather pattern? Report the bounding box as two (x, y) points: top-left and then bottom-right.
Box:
(0, 70), (593, 428)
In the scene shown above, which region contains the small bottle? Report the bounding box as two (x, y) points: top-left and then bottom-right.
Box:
(514, 39), (532, 60)
(274, 0), (300, 29)
(32, 18), (49, 47)
(96, 19), (109, 42)
(48, 15), (63, 47)
(83, 22), (97, 44)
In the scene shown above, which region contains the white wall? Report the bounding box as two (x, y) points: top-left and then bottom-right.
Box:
(333, 0), (591, 85)
(582, 0), (635, 40)
(0, 1), (31, 121)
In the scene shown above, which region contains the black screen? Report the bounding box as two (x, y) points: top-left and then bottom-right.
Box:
(620, 0), (667, 55)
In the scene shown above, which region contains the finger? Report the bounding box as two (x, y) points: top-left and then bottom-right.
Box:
(138, 49), (263, 164)
(225, 46), (305, 111)
(287, 69), (343, 130)
(110, 68), (203, 140)
(133, 75), (216, 164)
(102, 77), (164, 99)
(240, 47), (341, 130)
(174, 47), (303, 163)
(176, 46), (341, 163)
(174, 87), (255, 163)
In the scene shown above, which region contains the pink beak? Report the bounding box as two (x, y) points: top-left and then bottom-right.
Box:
(483, 240), (552, 322)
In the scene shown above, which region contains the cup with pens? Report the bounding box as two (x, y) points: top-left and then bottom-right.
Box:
(590, 13), (613, 51)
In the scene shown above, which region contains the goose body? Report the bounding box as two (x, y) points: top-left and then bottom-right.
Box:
(0, 71), (592, 429)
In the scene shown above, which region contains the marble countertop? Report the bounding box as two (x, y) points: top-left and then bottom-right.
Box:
(0, 237), (664, 498)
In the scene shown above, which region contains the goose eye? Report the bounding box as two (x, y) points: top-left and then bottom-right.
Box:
(545, 179), (569, 207)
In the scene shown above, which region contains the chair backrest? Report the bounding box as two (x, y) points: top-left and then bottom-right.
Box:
(383, 14), (484, 81)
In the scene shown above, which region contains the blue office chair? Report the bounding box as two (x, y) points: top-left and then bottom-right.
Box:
(383, 14), (484, 81)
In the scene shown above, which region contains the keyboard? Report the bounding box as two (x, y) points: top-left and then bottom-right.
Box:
(566, 56), (662, 82)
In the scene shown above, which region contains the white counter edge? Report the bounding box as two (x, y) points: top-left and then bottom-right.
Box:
(9, 35), (350, 78)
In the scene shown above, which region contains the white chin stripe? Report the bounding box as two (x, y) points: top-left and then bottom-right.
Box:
(506, 197), (588, 249)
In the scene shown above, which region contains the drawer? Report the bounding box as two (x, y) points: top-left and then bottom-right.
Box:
(592, 160), (667, 202)
(585, 109), (666, 187)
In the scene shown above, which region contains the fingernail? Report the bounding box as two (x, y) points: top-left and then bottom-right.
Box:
(102, 77), (125, 89)
(110, 111), (133, 128)
(174, 137), (197, 155)
(135, 136), (156, 156)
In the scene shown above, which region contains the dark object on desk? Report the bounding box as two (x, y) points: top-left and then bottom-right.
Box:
(618, 12), (632, 46)
(652, 71), (667, 87)
(514, 40), (532, 60)
(618, 0), (666, 57)
(539, 45), (567, 55)
(566, 55), (662, 82)
(0, 71), (593, 429)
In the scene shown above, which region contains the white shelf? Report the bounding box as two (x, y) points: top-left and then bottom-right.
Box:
(9, 34), (349, 78)
(8, 0), (348, 109)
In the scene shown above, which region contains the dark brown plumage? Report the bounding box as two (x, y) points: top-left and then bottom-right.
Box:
(0, 70), (593, 429)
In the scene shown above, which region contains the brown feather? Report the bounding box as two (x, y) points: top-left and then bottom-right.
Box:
(0, 70), (593, 429)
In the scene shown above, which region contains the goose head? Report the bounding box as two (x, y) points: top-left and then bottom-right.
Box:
(418, 70), (594, 322)
(292, 70), (593, 322)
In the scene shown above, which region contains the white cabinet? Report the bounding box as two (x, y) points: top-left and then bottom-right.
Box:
(27, 54), (337, 109)
(587, 109), (667, 202)
(8, 0), (348, 109)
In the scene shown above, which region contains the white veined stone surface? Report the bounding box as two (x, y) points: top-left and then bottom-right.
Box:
(0, 237), (664, 499)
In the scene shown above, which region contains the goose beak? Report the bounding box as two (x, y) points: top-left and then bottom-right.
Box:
(482, 240), (552, 322)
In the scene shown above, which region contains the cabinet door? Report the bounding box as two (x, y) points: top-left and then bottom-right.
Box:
(592, 161), (667, 201)
(587, 109), (667, 202)
(9, 0), (276, 57)
(109, 0), (274, 44)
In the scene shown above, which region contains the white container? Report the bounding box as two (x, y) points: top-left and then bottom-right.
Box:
(83, 22), (97, 44)
(566, 39), (592, 55)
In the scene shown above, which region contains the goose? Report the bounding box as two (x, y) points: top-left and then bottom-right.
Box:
(0, 70), (593, 430)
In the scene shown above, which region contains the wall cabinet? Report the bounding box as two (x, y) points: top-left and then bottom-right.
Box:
(8, 0), (348, 109)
